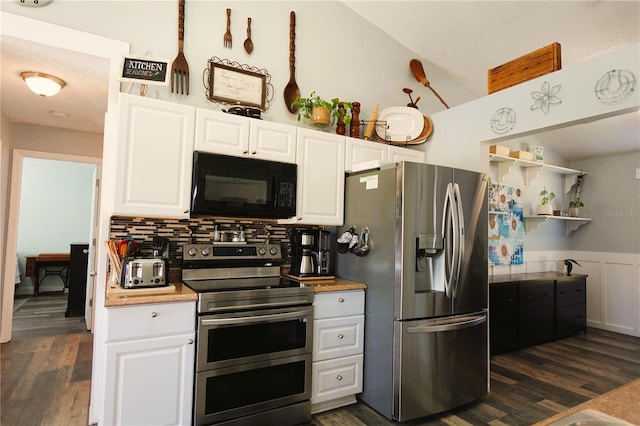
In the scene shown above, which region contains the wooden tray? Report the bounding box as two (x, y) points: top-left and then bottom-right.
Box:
(108, 283), (177, 296)
(286, 274), (335, 282)
(488, 42), (561, 94)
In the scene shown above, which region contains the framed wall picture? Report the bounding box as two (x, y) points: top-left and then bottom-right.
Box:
(206, 61), (267, 109)
(119, 55), (170, 86)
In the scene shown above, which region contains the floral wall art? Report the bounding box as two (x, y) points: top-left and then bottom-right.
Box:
(488, 183), (524, 266)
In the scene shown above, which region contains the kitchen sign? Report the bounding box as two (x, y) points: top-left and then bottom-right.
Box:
(119, 55), (169, 86)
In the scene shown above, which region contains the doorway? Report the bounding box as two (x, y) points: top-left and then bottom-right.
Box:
(8, 150), (100, 336)
(12, 156), (98, 336)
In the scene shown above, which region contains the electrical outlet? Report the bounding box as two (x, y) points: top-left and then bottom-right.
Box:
(636, 168), (640, 180)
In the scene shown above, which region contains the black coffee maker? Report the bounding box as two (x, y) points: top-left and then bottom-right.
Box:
(290, 228), (334, 277)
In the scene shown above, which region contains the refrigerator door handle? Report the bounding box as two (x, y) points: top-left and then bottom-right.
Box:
(451, 183), (465, 297)
(406, 313), (486, 333)
(442, 183), (456, 297)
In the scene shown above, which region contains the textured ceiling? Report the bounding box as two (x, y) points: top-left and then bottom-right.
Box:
(1, 1), (639, 160)
(1, 35), (109, 134)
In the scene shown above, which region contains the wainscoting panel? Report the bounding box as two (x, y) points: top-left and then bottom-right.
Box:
(604, 262), (636, 333)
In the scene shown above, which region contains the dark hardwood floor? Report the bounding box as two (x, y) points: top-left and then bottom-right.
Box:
(2, 293), (92, 426)
(3, 297), (640, 426)
(11, 293), (87, 340)
(312, 328), (640, 426)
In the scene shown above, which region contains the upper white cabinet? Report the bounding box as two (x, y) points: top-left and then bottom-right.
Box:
(388, 145), (426, 164)
(280, 128), (345, 226)
(345, 137), (425, 172)
(195, 109), (296, 163)
(113, 93), (195, 219)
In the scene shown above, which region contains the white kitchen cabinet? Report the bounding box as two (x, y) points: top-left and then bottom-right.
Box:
(311, 290), (364, 414)
(388, 144), (426, 163)
(280, 128), (346, 225)
(345, 137), (425, 172)
(195, 109), (296, 163)
(102, 302), (195, 426)
(114, 93), (195, 219)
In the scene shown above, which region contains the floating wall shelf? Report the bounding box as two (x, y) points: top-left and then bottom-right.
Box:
(489, 154), (586, 193)
(523, 215), (592, 235)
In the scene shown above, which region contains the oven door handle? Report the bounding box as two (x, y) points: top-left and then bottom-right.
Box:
(200, 310), (310, 326)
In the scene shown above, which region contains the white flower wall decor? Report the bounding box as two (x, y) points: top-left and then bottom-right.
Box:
(531, 81), (562, 114)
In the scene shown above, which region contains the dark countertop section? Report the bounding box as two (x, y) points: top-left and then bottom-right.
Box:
(490, 272), (588, 285)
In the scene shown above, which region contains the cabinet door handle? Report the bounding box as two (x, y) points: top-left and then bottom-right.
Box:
(243, 150), (249, 154)
(151, 312), (157, 318)
(336, 375), (343, 381)
(187, 339), (194, 345)
(338, 298), (345, 303)
(183, 209), (189, 214)
(82, 249), (89, 254)
(337, 333), (344, 339)
(251, 151), (257, 155)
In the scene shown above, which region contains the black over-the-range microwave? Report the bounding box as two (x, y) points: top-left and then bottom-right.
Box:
(190, 151), (297, 219)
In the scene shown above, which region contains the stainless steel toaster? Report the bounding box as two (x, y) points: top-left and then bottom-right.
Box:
(120, 257), (170, 288)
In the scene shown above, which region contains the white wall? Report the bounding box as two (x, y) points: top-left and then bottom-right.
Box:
(569, 152), (640, 254)
(11, 124), (103, 158)
(0, 1), (476, 128)
(425, 43), (639, 172)
(15, 158), (96, 295)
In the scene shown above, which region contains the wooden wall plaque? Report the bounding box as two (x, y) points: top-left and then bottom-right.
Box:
(488, 42), (562, 94)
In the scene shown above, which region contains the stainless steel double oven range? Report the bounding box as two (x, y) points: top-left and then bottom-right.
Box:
(181, 243), (314, 426)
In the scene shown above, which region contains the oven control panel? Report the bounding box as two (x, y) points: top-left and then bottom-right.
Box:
(182, 244), (281, 261)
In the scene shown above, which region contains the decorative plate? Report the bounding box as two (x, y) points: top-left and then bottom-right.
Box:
(375, 115), (433, 145)
(375, 107), (424, 142)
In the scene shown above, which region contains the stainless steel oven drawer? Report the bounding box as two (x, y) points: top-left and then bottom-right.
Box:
(194, 353), (312, 426)
(196, 305), (313, 371)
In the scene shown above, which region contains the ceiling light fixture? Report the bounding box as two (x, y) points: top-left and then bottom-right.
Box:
(20, 71), (66, 97)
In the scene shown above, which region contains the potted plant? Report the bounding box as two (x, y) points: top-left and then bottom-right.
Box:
(568, 199), (584, 217)
(537, 188), (555, 215)
(292, 92), (351, 126)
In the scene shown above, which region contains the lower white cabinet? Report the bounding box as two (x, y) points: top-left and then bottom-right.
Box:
(102, 302), (195, 426)
(311, 290), (364, 414)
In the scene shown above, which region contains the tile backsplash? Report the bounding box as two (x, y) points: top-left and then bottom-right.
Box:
(110, 216), (326, 268)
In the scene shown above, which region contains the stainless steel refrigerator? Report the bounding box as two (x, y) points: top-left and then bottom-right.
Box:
(336, 161), (488, 422)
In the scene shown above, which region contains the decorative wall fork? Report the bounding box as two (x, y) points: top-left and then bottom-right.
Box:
(223, 8), (232, 48)
(171, 0), (190, 95)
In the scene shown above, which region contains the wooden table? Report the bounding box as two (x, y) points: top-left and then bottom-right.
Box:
(25, 253), (70, 296)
